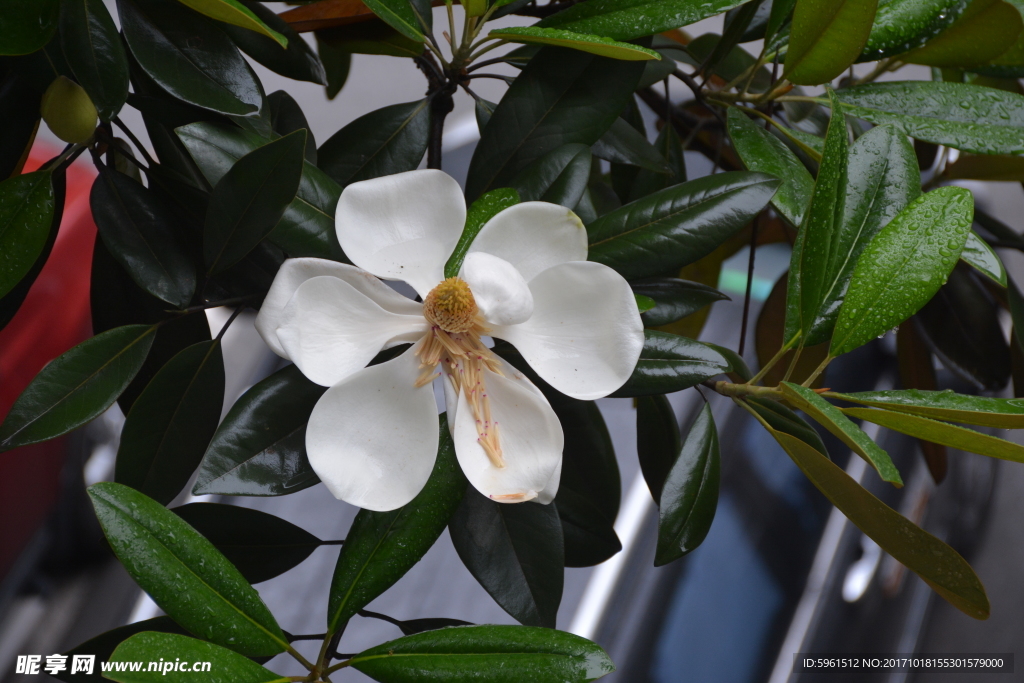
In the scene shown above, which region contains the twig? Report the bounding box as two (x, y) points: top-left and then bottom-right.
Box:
(113, 117), (157, 168)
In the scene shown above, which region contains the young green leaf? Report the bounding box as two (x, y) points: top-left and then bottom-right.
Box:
(960, 231), (1006, 286)
(0, 170), (54, 301)
(727, 107), (814, 227)
(173, 503), (322, 584)
(784, 0), (880, 85)
(536, 0), (749, 41)
(900, 0), (1022, 68)
(656, 402), (720, 566)
(631, 278), (729, 328)
(859, 0), (969, 62)
(223, 0), (325, 85)
(587, 172), (780, 280)
(767, 428), (989, 619)
(360, 0), (424, 41)
(204, 129), (306, 275)
(445, 188), (521, 278)
(611, 331), (732, 397)
(175, 0), (287, 46)
(59, 0), (129, 121)
(115, 340), (224, 505)
(106, 633), (287, 683)
(349, 625), (614, 682)
(830, 186), (974, 356)
(0, 0), (59, 55)
(88, 482), (288, 657)
(636, 394), (681, 503)
(834, 389), (1024, 428)
(780, 382), (903, 485)
(328, 417), (466, 632)
(0, 324), (155, 451)
(449, 489), (564, 627)
(488, 27), (663, 60)
(509, 143), (592, 208)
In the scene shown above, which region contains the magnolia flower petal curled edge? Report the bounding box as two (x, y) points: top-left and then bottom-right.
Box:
(494, 261), (645, 401)
(335, 170), (466, 298)
(306, 348), (439, 512)
(255, 258), (423, 358)
(460, 252), (533, 326)
(276, 276), (428, 387)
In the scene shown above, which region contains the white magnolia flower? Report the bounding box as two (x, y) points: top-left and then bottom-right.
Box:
(255, 170), (644, 512)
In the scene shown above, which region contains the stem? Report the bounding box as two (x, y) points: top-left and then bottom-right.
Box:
(285, 645), (315, 672)
(781, 343), (804, 383)
(802, 355), (833, 387)
(853, 58), (898, 86)
(320, 539), (345, 545)
(466, 38), (507, 63)
(170, 295), (254, 315)
(358, 608), (403, 626)
(289, 633), (328, 642)
(427, 88), (455, 169)
(748, 332), (799, 385)
(733, 395), (776, 432)
(214, 306), (246, 342)
(113, 117), (157, 168)
(737, 106), (822, 162)
(709, 380), (783, 400)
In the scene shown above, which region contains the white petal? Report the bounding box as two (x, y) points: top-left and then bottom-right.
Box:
(460, 252), (534, 326)
(306, 348), (439, 511)
(256, 258), (421, 358)
(453, 365), (563, 503)
(468, 202), (587, 282)
(493, 261), (644, 401)
(442, 373), (458, 438)
(335, 170), (466, 297)
(535, 458), (562, 505)
(276, 276), (428, 387)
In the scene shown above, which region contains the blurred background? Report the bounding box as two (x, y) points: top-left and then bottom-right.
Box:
(3, 3), (1024, 682)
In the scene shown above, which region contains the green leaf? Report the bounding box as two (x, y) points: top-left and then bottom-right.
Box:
(328, 417), (465, 632)
(57, 618), (191, 683)
(0, 170), (54, 300)
(860, 0), (970, 61)
(687, 33), (772, 92)
(204, 129), (306, 274)
(313, 18), (423, 58)
(509, 143), (592, 208)
(361, 0), (423, 41)
(223, 0), (325, 85)
(767, 428), (988, 619)
(59, 0), (129, 121)
(107, 632), (287, 683)
(727, 107), (814, 227)
(636, 394), (680, 503)
(0, 324), (155, 451)
(592, 117), (671, 173)
(444, 188), (521, 278)
(555, 488), (622, 568)
(832, 81), (1024, 155)
(900, 0), (1022, 68)
(536, 0), (749, 41)
(449, 490), (564, 627)
(960, 231), (1006, 286)
(835, 389), (1024, 429)
(631, 278), (729, 328)
(317, 35), (351, 99)
(656, 402), (720, 566)
(317, 99), (430, 190)
(780, 381), (903, 485)
(635, 294), (656, 312)
(627, 121), (687, 202)
(91, 168), (195, 308)
(466, 47), (644, 201)
(119, 0), (262, 116)
(745, 397), (828, 455)
(611, 331), (731, 397)
(175, 0), (287, 46)
(489, 27), (662, 60)
(115, 340), (224, 505)
(0, 0), (59, 55)
(88, 482), (287, 657)
(173, 502), (322, 584)
(587, 172), (780, 280)
(830, 186), (974, 356)
(804, 123), (921, 346)
(783, 0), (879, 85)
(268, 90), (317, 164)
(194, 363), (325, 496)
(0, 74), (42, 180)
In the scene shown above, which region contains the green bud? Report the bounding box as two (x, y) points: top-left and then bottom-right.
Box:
(464, 0), (488, 17)
(41, 76), (97, 144)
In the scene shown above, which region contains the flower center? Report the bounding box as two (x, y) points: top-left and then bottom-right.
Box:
(423, 277), (478, 333)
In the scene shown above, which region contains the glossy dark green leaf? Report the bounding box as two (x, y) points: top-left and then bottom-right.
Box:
(636, 47), (679, 89)
(173, 502), (322, 584)
(900, 0), (1022, 68)
(556, 488), (622, 568)
(360, 611), (473, 636)
(655, 402), (719, 566)
(88, 482), (287, 657)
(176, 0), (286, 46)
(727, 107), (814, 227)
(636, 394), (680, 503)
(268, 90), (317, 163)
(804, 124), (921, 346)
(106, 633), (287, 683)
(687, 33), (772, 92)
(0, 0), (59, 55)
(745, 397), (828, 455)
(316, 36), (351, 99)
(831, 186), (974, 356)
(444, 188), (520, 278)
(859, 0), (969, 61)
(767, 0), (798, 40)
(704, 0), (763, 79)
(361, 0), (423, 41)
(91, 168), (195, 308)
(536, 0), (749, 40)
(118, 0), (261, 116)
(0, 170), (54, 300)
(194, 363), (325, 496)
(783, 0), (879, 85)
(628, 121), (687, 202)
(832, 82), (1024, 155)
(611, 331), (731, 397)
(466, 47), (644, 201)
(328, 418), (465, 632)
(56, 618), (191, 683)
(449, 490), (563, 628)
(0, 325), (155, 451)
(0, 73), (41, 180)
(349, 625), (614, 682)
(587, 172), (780, 280)
(222, 0), (325, 85)
(115, 340), (224, 505)
(835, 388), (1024, 428)
(960, 231), (1006, 286)
(58, 0), (129, 120)
(204, 129), (306, 274)
(767, 428), (988, 619)
(313, 18), (423, 58)
(489, 26), (663, 60)
(592, 117), (670, 173)
(317, 99), (430, 189)
(633, 278), (728, 327)
(509, 143), (592, 208)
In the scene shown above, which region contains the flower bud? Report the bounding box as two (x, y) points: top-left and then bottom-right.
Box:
(41, 76), (98, 144)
